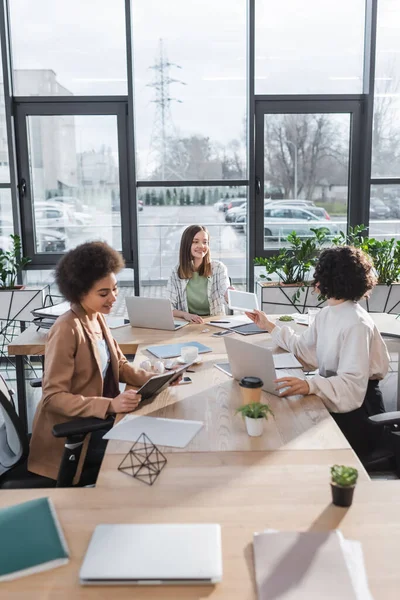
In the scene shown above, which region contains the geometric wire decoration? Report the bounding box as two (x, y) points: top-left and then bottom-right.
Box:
(117, 433), (167, 485)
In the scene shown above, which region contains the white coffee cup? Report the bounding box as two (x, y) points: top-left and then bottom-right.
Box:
(181, 346), (199, 363)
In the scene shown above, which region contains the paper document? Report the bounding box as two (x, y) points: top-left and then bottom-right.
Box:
(253, 530), (359, 600)
(273, 353), (302, 369)
(103, 415), (203, 448)
(253, 530), (373, 600)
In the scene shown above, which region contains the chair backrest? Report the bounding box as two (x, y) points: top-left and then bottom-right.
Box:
(0, 375), (29, 476)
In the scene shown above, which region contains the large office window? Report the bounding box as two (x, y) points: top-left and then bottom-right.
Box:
(255, 0), (365, 94)
(370, 0), (400, 239)
(9, 0), (127, 96)
(372, 0), (400, 178)
(131, 0), (247, 182)
(138, 185), (247, 285)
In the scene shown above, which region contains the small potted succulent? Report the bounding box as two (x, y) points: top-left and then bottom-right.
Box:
(235, 402), (274, 437)
(330, 465), (358, 507)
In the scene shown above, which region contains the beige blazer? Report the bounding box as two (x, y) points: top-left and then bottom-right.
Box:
(28, 303), (150, 481)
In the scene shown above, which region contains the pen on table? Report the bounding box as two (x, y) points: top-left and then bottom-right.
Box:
(210, 320), (230, 324)
(186, 369), (195, 373)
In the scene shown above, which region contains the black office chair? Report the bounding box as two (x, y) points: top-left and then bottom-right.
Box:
(364, 412), (400, 475)
(0, 374), (113, 489)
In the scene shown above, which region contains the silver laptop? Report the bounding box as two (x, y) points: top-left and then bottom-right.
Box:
(125, 297), (188, 330)
(80, 523), (222, 585)
(224, 335), (304, 395)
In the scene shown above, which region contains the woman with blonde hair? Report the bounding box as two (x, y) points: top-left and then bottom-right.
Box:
(167, 224), (231, 323)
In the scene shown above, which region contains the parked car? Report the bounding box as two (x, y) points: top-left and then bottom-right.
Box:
(268, 203), (332, 221)
(0, 216), (67, 253)
(380, 197), (400, 219)
(225, 202), (246, 222)
(370, 197), (391, 219)
(266, 199), (315, 207)
(42, 198), (92, 227)
(223, 198), (247, 213)
(34, 202), (88, 231)
(235, 206), (338, 238)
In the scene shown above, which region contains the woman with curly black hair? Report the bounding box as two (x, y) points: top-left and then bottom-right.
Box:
(247, 245), (390, 457)
(28, 241), (155, 482)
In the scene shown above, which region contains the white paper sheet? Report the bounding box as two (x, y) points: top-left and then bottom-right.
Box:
(103, 415), (203, 448)
(255, 529), (374, 600)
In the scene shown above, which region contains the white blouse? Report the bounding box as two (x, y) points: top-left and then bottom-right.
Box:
(271, 301), (390, 413)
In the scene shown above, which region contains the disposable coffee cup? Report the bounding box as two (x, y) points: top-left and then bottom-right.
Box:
(181, 346), (199, 363)
(239, 376), (263, 405)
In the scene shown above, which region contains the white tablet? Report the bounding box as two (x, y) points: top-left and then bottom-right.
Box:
(227, 289), (259, 312)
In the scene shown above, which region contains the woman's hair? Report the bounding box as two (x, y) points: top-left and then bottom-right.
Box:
(178, 224), (212, 279)
(312, 245), (377, 301)
(55, 241), (125, 303)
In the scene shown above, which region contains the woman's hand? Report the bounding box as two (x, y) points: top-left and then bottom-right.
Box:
(245, 309), (276, 333)
(109, 390), (141, 413)
(274, 377), (310, 397)
(183, 312), (204, 324)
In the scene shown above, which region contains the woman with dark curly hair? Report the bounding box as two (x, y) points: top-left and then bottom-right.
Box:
(246, 246), (390, 457)
(28, 241), (155, 482)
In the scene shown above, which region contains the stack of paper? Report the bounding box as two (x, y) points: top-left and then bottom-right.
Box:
(253, 530), (373, 600)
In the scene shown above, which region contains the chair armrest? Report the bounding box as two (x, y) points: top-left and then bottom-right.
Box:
(52, 416), (114, 438)
(369, 411), (400, 427)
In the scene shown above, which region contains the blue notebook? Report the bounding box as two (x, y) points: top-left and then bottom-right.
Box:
(0, 497), (69, 581)
(146, 341), (212, 359)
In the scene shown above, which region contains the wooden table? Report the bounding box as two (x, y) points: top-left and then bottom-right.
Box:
(100, 323), (350, 454)
(0, 478), (398, 599)
(8, 319), (347, 450)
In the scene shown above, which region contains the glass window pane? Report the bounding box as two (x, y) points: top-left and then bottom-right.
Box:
(255, 0), (365, 94)
(262, 113), (350, 250)
(0, 45), (10, 183)
(372, 0), (400, 177)
(369, 184), (400, 241)
(137, 185), (247, 290)
(26, 114), (122, 253)
(9, 0), (127, 96)
(132, 0), (246, 181)
(0, 189), (13, 248)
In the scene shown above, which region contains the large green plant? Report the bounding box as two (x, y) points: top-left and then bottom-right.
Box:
(333, 225), (400, 285)
(0, 235), (31, 288)
(254, 228), (330, 285)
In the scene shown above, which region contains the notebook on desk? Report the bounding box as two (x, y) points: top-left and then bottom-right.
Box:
(0, 497), (69, 582)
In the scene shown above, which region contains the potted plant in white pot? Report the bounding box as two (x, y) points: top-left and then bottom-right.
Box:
(254, 228), (330, 314)
(330, 464), (358, 507)
(235, 402), (274, 437)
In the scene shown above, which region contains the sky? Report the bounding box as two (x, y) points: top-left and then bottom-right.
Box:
(7, 0), (400, 178)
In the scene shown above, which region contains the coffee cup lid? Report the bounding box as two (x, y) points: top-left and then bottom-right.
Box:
(239, 376), (263, 389)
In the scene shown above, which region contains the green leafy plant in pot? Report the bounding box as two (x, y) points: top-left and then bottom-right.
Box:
(330, 465), (358, 507)
(235, 402), (274, 437)
(0, 235), (31, 289)
(333, 225), (400, 286)
(254, 227), (330, 304)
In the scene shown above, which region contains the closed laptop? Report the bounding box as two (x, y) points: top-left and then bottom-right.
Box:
(80, 523), (222, 585)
